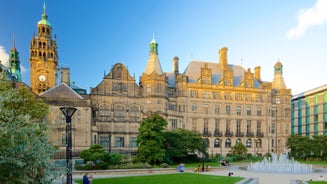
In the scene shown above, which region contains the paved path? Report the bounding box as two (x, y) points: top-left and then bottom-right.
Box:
(205, 167), (327, 184)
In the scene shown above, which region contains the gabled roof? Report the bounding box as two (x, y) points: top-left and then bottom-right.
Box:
(39, 82), (83, 99)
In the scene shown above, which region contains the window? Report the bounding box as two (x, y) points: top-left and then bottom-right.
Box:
(191, 90), (198, 97)
(94, 135), (97, 144)
(257, 107), (262, 116)
(257, 121), (262, 133)
(224, 92), (232, 100)
(225, 139), (231, 148)
(226, 105), (231, 115)
(246, 139), (252, 147)
(115, 137), (125, 147)
(235, 93), (243, 101)
(146, 84), (151, 92)
(129, 105), (140, 117)
(236, 106), (241, 115)
(100, 136), (110, 148)
(215, 119), (220, 130)
(236, 138), (242, 144)
(215, 105), (220, 114)
(236, 120), (241, 133)
(130, 137), (137, 147)
(171, 119), (178, 130)
(256, 139), (262, 148)
(203, 104), (209, 114)
(156, 83), (162, 92)
(212, 92), (220, 99)
(202, 91), (210, 99)
(214, 139), (221, 148)
(192, 103), (197, 111)
(247, 120), (251, 132)
(114, 104), (125, 122)
(204, 119), (209, 133)
(246, 106), (251, 116)
(99, 105), (111, 121)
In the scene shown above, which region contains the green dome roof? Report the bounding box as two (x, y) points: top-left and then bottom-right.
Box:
(38, 12), (51, 27)
(37, 3), (51, 27)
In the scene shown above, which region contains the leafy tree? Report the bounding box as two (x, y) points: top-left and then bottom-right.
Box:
(163, 129), (205, 163)
(104, 153), (123, 165)
(230, 142), (247, 157)
(0, 74), (58, 183)
(80, 144), (107, 164)
(287, 135), (311, 159)
(136, 113), (167, 165)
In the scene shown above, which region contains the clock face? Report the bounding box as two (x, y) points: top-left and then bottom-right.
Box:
(38, 74), (47, 82)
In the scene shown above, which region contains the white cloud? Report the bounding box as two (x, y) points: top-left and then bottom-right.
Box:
(0, 45), (9, 66)
(287, 0), (327, 39)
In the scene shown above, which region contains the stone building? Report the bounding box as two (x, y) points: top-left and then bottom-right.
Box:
(89, 37), (292, 156)
(291, 84), (327, 137)
(28, 4), (292, 157)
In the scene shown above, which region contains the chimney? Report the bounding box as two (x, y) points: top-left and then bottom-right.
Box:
(219, 47), (228, 65)
(61, 67), (70, 86)
(173, 56), (179, 74)
(254, 66), (261, 81)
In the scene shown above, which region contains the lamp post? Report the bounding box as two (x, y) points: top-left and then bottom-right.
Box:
(201, 139), (205, 172)
(60, 106), (77, 184)
(275, 109), (278, 154)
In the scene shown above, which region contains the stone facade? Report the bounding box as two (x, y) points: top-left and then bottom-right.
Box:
(29, 5), (292, 158)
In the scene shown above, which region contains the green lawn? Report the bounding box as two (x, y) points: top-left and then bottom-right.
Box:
(75, 173), (243, 184)
(307, 182), (327, 184)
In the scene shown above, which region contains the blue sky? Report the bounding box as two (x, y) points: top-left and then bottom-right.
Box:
(0, 0), (326, 95)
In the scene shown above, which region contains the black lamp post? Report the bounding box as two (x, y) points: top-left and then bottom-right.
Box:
(201, 139), (205, 172)
(60, 106), (77, 184)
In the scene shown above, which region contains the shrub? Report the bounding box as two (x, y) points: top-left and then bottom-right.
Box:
(160, 163), (169, 168)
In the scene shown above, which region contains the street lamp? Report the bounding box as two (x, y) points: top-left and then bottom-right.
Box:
(201, 139), (205, 172)
(60, 106), (77, 184)
(275, 109), (278, 154)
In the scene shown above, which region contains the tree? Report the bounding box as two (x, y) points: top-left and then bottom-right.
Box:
(136, 113), (167, 165)
(163, 129), (205, 163)
(230, 142), (247, 157)
(0, 74), (58, 183)
(287, 135), (311, 159)
(80, 144), (107, 164)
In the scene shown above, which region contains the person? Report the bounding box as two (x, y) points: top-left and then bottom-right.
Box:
(89, 174), (93, 184)
(228, 172), (234, 176)
(83, 173), (90, 184)
(318, 175), (325, 181)
(178, 163), (185, 172)
(221, 159), (227, 166)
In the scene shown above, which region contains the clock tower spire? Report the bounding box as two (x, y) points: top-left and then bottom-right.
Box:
(29, 2), (58, 94)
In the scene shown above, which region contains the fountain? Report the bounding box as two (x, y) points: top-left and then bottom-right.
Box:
(247, 152), (313, 173)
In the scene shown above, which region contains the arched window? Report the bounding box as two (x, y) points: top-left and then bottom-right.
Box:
(214, 139), (221, 148)
(225, 138), (231, 148)
(246, 139), (252, 148)
(236, 138), (242, 144)
(256, 139), (262, 148)
(114, 104), (125, 122)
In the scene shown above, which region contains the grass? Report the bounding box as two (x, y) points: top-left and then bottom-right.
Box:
(307, 182), (327, 184)
(75, 173), (243, 184)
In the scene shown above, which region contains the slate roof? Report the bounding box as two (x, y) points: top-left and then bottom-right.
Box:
(165, 60), (261, 88)
(39, 82), (84, 99)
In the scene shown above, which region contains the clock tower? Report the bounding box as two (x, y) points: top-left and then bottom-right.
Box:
(29, 3), (58, 94)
